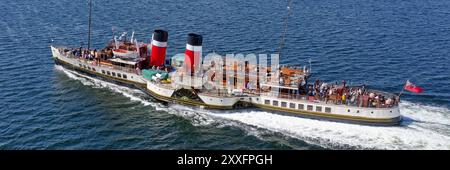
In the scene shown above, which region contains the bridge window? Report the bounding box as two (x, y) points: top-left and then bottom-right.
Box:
(117, 73), (121, 78)
(112, 72), (116, 77)
(325, 107), (331, 113)
(264, 100), (270, 105)
(289, 103), (295, 109)
(92, 68), (96, 71)
(107, 71), (111, 76)
(307, 105), (313, 111)
(298, 104), (304, 110)
(123, 74), (127, 79)
(101, 70), (105, 74)
(281, 102), (287, 107)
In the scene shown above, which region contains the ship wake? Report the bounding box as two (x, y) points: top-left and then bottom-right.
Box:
(55, 65), (450, 150)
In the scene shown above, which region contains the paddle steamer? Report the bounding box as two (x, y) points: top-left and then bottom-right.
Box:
(50, 0), (401, 125)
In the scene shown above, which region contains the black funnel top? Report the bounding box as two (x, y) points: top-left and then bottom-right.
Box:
(153, 29), (168, 42)
(187, 33), (203, 46)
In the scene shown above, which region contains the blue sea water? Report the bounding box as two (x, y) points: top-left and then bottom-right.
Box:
(0, 0), (449, 149)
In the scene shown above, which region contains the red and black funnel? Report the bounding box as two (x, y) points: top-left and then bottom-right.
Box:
(184, 33), (202, 73)
(150, 29), (168, 66)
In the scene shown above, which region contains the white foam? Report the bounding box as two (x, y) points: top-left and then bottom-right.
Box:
(207, 109), (450, 150)
(55, 65), (450, 149)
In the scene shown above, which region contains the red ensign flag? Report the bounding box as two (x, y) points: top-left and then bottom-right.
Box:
(404, 80), (424, 93)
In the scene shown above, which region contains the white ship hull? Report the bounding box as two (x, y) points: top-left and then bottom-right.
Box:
(51, 46), (401, 125)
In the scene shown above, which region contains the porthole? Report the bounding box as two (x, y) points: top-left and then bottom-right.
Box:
(348, 109), (350, 112)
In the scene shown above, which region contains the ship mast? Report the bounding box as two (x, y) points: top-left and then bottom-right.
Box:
(277, 0), (293, 57)
(87, 0), (92, 50)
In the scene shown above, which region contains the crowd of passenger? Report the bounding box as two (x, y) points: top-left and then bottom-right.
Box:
(307, 80), (398, 108)
(66, 46), (113, 62)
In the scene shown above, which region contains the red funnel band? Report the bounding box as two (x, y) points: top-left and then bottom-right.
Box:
(150, 40), (167, 66)
(184, 44), (202, 72)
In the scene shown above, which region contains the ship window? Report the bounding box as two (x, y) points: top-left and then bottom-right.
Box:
(92, 68), (96, 71)
(348, 109), (351, 112)
(112, 72), (116, 77)
(307, 105), (313, 111)
(79, 64), (82, 67)
(88, 66), (91, 70)
(357, 110), (360, 113)
(298, 104), (304, 110)
(316, 106), (322, 112)
(281, 102), (287, 107)
(123, 74), (127, 79)
(272, 101), (278, 106)
(265, 100), (270, 105)
(325, 107), (331, 113)
(102, 70), (105, 74)
(83, 65), (87, 68)
(117, 73), (121, 78)
(107, 71), (111, 75)
(290, 103), (295, 109)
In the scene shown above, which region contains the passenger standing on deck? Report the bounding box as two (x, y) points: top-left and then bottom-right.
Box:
(362, 93), (369, 107)
(342, 93), (347, 105)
